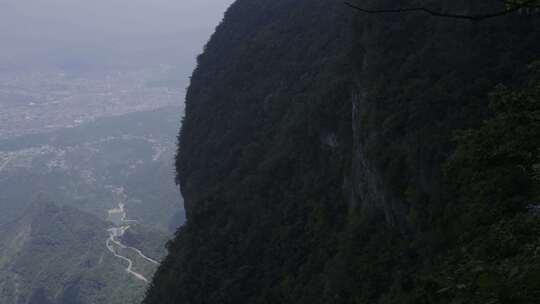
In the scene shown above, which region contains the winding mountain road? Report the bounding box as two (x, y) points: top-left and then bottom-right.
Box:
(114, 239), (160, 265)
(105, 189), (160, 283)
(106, 232), (149, 283)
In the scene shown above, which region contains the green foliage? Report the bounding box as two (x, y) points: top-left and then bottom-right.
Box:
(409, 65), (540, 304)
(144, 1), (540, 304)
(0, 202), (148, 304)
(507, 0), (540, 9)
(446, 66), (540, 213)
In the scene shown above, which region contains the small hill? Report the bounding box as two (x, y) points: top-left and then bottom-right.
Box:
(0, 202), (146, 304)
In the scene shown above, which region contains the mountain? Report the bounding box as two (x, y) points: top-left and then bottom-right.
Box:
(0, 202), (145, 304)
(144, 0), (540, 303)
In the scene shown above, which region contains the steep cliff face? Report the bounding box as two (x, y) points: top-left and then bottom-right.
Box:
(145, 0), (540, 303)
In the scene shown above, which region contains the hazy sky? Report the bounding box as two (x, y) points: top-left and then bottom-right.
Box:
(2, 0), (234, 34)
(0, 0), (235, 70)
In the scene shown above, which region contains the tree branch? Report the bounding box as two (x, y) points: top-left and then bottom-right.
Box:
(344, 1), (540, 22)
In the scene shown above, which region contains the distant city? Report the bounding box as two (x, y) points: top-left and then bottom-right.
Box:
(0, 65), (185, 139)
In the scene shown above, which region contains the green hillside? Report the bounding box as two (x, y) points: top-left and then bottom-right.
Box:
(0, 202), (147, 304)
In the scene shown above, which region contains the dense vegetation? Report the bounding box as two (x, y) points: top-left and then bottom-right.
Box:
(144, 0), (540, 303)
(0, 202), (145, 304)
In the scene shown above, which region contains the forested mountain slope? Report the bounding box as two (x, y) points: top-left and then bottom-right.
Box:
(145, 0), (540, 303)
(0, 202), (145, 304)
